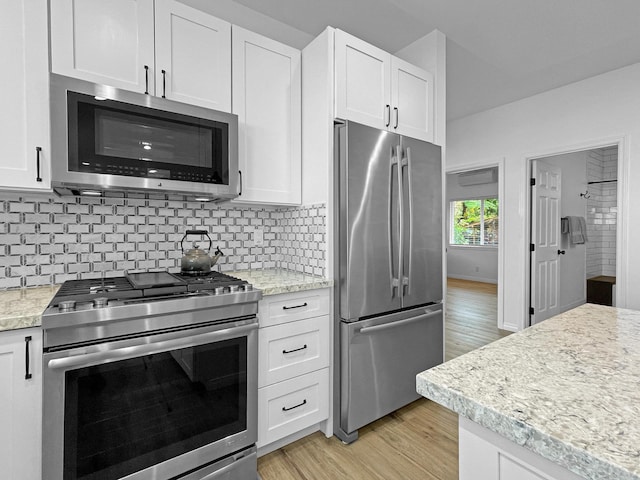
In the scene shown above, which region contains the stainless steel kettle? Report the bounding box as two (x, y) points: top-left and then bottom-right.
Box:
(180, 230), (224, 275)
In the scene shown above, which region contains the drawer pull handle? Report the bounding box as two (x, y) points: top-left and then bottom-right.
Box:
(283, 344), (307, 354)
(283, 302), (308, 310)
(282, 399), (307, 412)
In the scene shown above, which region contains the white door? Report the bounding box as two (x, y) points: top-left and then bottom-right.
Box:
(154, 0), (231, 111)
(231, 26), (301, 205)
(0, 329), (42, 480)
(531, 160), (562, 325)
(391, 56), (434, 142)
(50, 0), (155, 93)
(0, 0), (50, 190)
(334, 29), (391, 130)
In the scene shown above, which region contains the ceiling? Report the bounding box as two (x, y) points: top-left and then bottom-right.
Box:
(184, 0), (640, 121)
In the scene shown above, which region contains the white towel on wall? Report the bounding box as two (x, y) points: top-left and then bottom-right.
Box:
(567, 216), (588, 244)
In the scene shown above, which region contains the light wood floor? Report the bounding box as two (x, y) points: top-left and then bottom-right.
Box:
(258, 278), (509, 480)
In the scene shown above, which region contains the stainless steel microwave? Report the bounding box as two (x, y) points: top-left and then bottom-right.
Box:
(50, 74), (238, 201)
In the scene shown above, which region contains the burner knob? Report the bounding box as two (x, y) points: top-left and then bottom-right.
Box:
(214, 287), (225, 295)
(243, 284), (254, 291)
(58, 300), (76, 312)
(93, 297), (109, 308)
(229, 285), (239, 293)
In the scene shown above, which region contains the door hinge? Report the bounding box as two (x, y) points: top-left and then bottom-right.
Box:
(529, 307), (535, 315)
(530, 178), (536, 186)
(530, 243), (535, 252)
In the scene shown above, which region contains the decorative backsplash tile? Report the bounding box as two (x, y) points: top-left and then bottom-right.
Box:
(0, 191), (327, 289)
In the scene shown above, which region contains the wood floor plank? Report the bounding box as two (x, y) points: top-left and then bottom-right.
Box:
(258, 278), (509, 480)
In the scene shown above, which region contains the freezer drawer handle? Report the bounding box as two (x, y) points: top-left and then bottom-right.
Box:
(282, 399), (307, 412)
(282, 302), (307, 310)
(283, 344), (307, 354)
(359, 310), (441, 334)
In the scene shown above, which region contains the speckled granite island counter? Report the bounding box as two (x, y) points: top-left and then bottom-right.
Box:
(417, 303), (640, 480)
(227, 269), (332, 296)
(0, 285), (59, 332)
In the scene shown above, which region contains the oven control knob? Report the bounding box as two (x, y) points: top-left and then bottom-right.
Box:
(229, 285), (240, 293)
(93, 297), (109, 308)
(214, 287), (225, 295)
(58, 300), (76, 312)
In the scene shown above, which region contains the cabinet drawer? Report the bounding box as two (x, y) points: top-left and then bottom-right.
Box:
(258, 315), (330, 387)
(260, 289), (330, 327)
(257, 368), (329, 447)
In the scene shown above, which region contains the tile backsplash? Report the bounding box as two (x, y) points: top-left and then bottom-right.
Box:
(0, 191), (327, 289)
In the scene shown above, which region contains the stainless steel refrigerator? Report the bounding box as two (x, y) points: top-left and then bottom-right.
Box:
(334, 120), (444, 444)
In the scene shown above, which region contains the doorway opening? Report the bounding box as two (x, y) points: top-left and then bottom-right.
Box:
(445, 166), (509, 359)
(529, 146), (618, 325)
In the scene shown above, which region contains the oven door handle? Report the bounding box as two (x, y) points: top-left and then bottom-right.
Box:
(47, 323), (258, 370)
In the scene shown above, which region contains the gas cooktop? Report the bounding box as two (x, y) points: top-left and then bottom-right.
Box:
(49, 271), (253, 307)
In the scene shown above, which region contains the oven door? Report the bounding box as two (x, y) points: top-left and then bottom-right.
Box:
(43, 318), (257, 480)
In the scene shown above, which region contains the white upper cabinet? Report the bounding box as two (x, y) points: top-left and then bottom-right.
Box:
(154, 0), (231, 111)
(0, 0), (50, 190)
(334, 29), (434, 142)
(50, 0), (155, 93)
(334, 29), (390, 130)
(50, 0), (231, 111)
(232, 26), (301, 205)
(391, 56), (434, 142)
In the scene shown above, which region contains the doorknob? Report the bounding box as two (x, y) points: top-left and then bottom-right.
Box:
(557, 250), (566, 255)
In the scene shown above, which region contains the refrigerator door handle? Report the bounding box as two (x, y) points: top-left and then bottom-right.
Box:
(359, 310), (441, 334)
(389, 153), (400, 298)
(396, 145), (405, 298)
(402, 146), (413, 296)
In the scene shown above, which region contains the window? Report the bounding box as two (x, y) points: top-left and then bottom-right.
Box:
(450, 198), (499, 246)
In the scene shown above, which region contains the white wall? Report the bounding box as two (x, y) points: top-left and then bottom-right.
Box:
(447, 62), (639, 331)
(537, 152), (587, 312)
(446, 170), (499, 283)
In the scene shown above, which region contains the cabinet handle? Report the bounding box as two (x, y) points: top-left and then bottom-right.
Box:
(35, 147), (42, 182)
(283, 344), (307, 354)
(385, 104), (391, 127)
(282, 399), (307, 412)
(558, 250), (566, 255)
(393, 107), (399, 129)
(282, 302), (307, 310)
(161, 69), (166, 98)
(238, 170), (243, 196)
(144, 65), (149, 94)
(25, 336), (32, 380)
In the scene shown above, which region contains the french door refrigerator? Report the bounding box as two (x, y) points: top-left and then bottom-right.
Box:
(334, 121), (443, 444)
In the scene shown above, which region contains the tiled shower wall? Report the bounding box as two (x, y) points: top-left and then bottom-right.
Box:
(0, 191), (327, 289)
(586, 147), (617, 278)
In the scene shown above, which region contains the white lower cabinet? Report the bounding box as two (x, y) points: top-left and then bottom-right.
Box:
(459, 417), (585, 480)
(257, 289), (331, 449)
(0, 328), (42, 480)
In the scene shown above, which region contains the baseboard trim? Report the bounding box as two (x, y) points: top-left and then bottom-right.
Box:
(448, 274), (498, 284)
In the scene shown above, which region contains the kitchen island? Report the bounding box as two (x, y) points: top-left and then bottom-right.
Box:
(417, 303), (640, 480)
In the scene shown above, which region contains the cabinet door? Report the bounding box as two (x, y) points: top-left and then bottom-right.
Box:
(391, 56), (434, 142)
(232, 26), (301, 205)
(0, 329), (42, 480)
(154, 0), (231, 111)
(334, 29), (391, 130)
(0, 0), (50, 190)
(50, 0), (155, 93)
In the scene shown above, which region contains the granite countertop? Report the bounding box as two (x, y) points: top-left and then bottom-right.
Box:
(0, 285), (59, 333)
(227, 269), (332, 296)
(417, 303), (640, 480)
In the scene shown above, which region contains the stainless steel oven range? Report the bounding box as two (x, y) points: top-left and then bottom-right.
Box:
(41, 271), (261, 480)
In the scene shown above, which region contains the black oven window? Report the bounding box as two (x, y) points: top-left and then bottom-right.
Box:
(63, 337), (247, 480)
